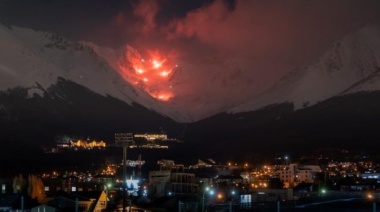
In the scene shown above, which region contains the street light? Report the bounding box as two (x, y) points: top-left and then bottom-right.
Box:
(115, 133), (133, 212)
(217, 193), (223, 200)
(367, 192), (376, 212)
(284, 156), (289, 165)
(202, 187), (210, 212)
(319, 188), (327, 197)
(105, 183), (112, 209)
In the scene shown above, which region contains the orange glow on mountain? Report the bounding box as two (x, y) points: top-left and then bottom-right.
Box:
(118, 46), (176, 101)
(148, 90), (174, 101)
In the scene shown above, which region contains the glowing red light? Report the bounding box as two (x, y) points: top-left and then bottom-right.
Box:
(136, 68), (144, 74)
(160, 71), (170, 77)
(117, 46), (176, 101)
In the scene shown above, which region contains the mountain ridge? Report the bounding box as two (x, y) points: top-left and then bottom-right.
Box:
(1, 23), (380, 125)
(230, 24), (380, 114)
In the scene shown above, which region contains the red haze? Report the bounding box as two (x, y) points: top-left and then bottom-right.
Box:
(110, 0), (380, 106)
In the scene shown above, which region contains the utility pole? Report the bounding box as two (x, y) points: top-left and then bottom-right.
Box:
(115, 133), (133, 212)
(21, 196), (24, 212)
(138, 154), (142, 177)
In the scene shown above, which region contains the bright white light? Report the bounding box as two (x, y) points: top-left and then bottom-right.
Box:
(160, 71), (169, 77)
(152, 60), (161, 68)
(136, 69), (144, 74)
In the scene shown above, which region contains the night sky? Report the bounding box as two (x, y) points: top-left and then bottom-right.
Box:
(1, 0), (380, 93)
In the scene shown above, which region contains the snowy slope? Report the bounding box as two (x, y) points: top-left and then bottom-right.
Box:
(0, 24), (58, 91)
(153, 55), (256, 121)
(84, 42), (257, 122)
(1, 23), (257, 122)
(0, 24), (170, 119)
(230, 25), (380, 113)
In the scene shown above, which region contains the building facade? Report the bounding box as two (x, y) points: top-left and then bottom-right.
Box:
(277, 164), (321, 188)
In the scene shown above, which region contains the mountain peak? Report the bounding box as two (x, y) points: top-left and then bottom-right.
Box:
(230, 25), (380, 114)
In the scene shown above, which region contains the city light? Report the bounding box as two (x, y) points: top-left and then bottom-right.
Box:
(368, 193), (374, 199)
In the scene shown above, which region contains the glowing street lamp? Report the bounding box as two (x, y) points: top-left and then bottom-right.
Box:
(201, 186), (210, 212)
(105, 183), (112, 209)
(368, 193), (374, 199)
(217, 193), (223, 200)
(284, 155), (289, 165)
(367, 192), (376, 212)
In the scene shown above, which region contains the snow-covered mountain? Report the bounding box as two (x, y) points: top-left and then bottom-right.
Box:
(0, 23), (184, 121)
(0, 23), (257, 123)
(2, 22), (380, 124)
(230, 25), (380, 114)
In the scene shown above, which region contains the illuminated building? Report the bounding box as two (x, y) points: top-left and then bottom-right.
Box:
(69, 139), (106, 149)
(277, 164), (321, 188)
(140, 144), (168, 149)
(215, 175), (244, 185)
(134, 133), (167, 141)
(297, 165), (321, 183)
(157, 160), (175, 167)
(125, 160), (145, 167)
(157, 160), (184, 171)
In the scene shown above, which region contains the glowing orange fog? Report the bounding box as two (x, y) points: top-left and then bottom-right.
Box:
(118, 47), (177, 101)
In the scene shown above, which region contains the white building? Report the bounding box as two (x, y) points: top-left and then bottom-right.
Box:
(277, 164), (321, 188)
(149, 170), (198, 197)
(297, 165), (321, 183)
